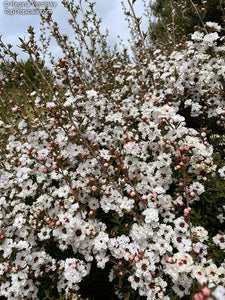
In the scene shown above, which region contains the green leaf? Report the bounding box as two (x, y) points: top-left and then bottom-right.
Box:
(142, 31), (147, 40)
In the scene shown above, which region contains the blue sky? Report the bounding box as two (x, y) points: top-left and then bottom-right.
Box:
(0, 0), (149, 61)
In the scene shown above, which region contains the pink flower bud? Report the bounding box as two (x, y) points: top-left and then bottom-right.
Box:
(129, 254), (134, 261)
(11, 107), (18, 113)
(82, 152), (87, 158)
(4, 266), (9, 272)
(91, 186), (97, 192)
(130, 191), (136, 197)
(193, 293), (204, 300)
(201, 287), (211, 296)
(179, 146), (185, 152)
(134, 256), (140, 262)
(167, 257), (173, 263)
(184, 208), (189, 217)
(42, 168), (48, 173)
(71, 263), (77, 269)
(14, 266), (19, 272)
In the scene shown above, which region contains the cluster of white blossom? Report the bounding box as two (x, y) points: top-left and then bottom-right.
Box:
(0, 23), (224, 299)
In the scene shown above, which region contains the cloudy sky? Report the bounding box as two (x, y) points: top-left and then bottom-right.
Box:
(0, 0), (149, 61)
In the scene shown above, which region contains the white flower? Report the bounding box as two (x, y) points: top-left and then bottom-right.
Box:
(166, 253), (193, 281)
(55, 185), (71, 198)
(192, 227), (208, 242)
(86, 89), (98, 98)
(16, 240), (30, 250)
(174, 217), (189, 233)
(203, 32), (219, 47)
(30, 91), (36, 96)
(191, 265), (207, 285)
(218, 166), (225, 179)
(37, 227), (52, 241)
(95, 251), (109, 268)
(64, 258), (90, 284)
(93, 231), (109, 251)
(119, 196), (134, 212)
(0, 238), (14, 258)
(213, 234), (225, 249)
(18, 120), (27, 130)
(13, 213), (26, 229)
(191, 31), (204, 41)
(211, 285), (225, 300)
(190, 182), (205, 195)
(206, 22), (222, 32)
(98, 149), (111, 160)
(142, 208), (159, 223)
(205, 263), (220, 282)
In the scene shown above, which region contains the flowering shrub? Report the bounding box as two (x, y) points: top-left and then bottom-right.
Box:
(0, 1), (225, 299)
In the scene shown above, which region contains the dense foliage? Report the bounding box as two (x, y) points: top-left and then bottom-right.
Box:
(150, 0), (225, 48)
(0, 1), (224, 299)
